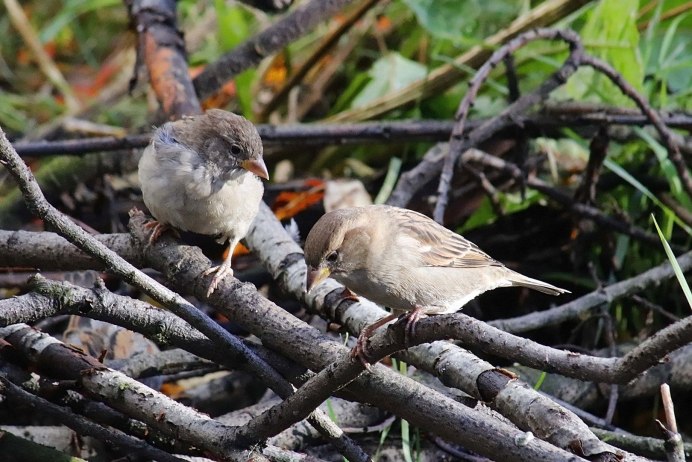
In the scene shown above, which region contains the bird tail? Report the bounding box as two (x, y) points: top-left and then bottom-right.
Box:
(509, 273), (569, 296)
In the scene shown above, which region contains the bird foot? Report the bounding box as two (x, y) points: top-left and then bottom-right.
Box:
(349, 313), (399, 368)
(396, 307), (427, 349)
(340, 287), (360, 302)
(203, 262), (233, 297)
(394, 307), (425, 348)
(143, 220), (178, 245)
(350, 329), (374, 370)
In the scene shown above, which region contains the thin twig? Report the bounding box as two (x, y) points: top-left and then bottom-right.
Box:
(656, 383), (685, 462)
(660, 384), (678, 434)
(258, 0), (381, 120)
(574, 127), (609, 204)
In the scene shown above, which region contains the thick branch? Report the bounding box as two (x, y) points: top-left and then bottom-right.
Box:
(0, 377), (187, 462)
(11, 112), (692, 157)
(125, 0), (201, 117)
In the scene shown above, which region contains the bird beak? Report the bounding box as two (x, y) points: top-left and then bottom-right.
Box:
(306, 266), (330, 292)
(241, 158), (269, 180)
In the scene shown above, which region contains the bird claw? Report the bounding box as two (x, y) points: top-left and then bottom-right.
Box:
(142, 220), (178, 245)
(203, 262), (233, 297)
(340, 287), (360, 302)
(350, 332), (374, 369)
(395, 307), (425, 349)
(348, 312), (399, 368)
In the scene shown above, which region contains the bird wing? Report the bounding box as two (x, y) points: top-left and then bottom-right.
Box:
(389, 207), (502, 269)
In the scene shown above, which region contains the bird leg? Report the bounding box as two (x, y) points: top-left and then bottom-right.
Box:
(202, 237), (240, 297)
(351, 312), (398, 367)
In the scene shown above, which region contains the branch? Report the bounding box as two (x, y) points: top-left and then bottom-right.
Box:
(0, 324), (253, 460)
(11, 112), (692, 157)
(0, 377), (188, 462)
(193, 0), (356, 99)
(0, 230), (142, 270)
(489, 250), (692, 333)
(125, 0), (201, 117)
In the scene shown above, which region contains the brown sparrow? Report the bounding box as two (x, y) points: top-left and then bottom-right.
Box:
(304, 205), (568, 362)
(138, 109), (269, 296)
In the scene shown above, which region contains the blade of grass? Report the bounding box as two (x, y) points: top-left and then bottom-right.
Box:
(374, 419), (393, 462)
(398, 358), (414, 462)
(604, 159), (692, 235)
(533, 371), (548, 390)
(634, 127), (691, 209)
(652, 215), (692, 310)
(374, 156), (402, 204)
(325, 399), (347, 462)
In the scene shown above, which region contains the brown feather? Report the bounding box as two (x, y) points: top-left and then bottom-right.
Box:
(386, 207), (502, 269)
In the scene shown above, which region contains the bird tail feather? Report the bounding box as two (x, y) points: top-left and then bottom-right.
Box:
(509, 274), (569, 296)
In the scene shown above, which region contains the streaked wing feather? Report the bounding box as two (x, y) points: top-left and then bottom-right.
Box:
(391, 208), (501, 268)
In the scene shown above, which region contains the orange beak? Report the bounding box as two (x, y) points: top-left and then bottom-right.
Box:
(306, 266), (331, 292)
(241, 158), (269, 180)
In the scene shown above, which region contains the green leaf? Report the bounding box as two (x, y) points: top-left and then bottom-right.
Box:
(42, 0), (121, 42)
(374, 157), (402, 204)
(577, 0), (643, 105)
(651, 215), (692, 310)
(234, 69), (256, 118)
(350, 53), (428, 109)
(402, 0), (521, 41)
(332, 73), (371, 113)
(533, 371), (547, 391)
(374, 418), (393, 462)
(403, 0), (476, 41)
(214, 0), (252, 51)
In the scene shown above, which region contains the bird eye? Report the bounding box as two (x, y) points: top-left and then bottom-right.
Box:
(325, 251), (338, 263)
(230, 144), (242, 155)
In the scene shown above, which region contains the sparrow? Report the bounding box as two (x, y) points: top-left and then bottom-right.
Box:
(304, 205), (568, 363)
(138, 109), (269, 296)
